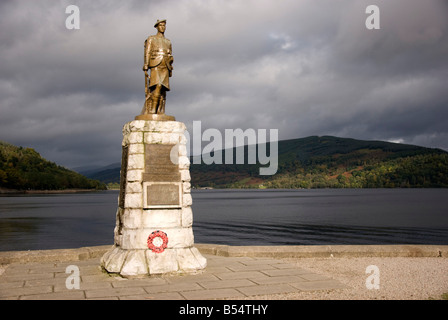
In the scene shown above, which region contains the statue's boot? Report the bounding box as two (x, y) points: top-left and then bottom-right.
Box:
(152, 94), (160, 114)
(158, 96), (165, 114)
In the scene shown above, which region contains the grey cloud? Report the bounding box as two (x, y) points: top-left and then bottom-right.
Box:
(0, 0), (447, 169)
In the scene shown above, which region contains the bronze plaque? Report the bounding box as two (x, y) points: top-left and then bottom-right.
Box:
(144, 144), (180, 182)
(146, 183), (181, 207)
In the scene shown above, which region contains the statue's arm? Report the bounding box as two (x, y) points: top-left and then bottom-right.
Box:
(143, 37), (151, 71)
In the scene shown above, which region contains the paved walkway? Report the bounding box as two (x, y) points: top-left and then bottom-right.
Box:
(0, 254), (346, 300)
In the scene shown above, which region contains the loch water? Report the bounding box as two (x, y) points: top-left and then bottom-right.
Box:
(0, 189), (447, 251)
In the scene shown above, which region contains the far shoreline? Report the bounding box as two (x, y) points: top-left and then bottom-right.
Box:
(0, 187), (106, 195)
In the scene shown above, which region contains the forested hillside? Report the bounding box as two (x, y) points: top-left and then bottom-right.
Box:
(0, 141), (106, 191)
(81, 135), (448, 189)
(190, 136), (448, 188)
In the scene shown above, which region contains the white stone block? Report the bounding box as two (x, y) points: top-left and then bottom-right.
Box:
(144, 132), (163, 144)
(146, 249), (179, 274)
(183, 182), (191, 194)
(121, 209), (143, 229)
(171, 122), (186, 133)
(178, 144), (187, 156)
(103, 246), (127, 273)
(128, 132), (143, 144)
(146, 121), (158, 132)
(180, 170), (191, 182)
(126, 169), (143, 182)
(179, 134), (187, 145)
(168, 133), (180, 145)
(191, 247), (208, 269)
(182, 193), (193, 207)
(127, 154), (144, 170)
(181, 207), (193, 227)
(100, 245), (116, 266)
(122, 123), (131, 135)
(121, 229), (142, 249)
(165, 228), (194, 249)
(126, 182), (142, 194)
(161, 133), (172, 144)
(178, 156), (190, 169)
(128, 143), (144, 155)
(176, 248), (204, 271)
(120, 250), (148, 276)
(128, 120), (146, 132)
(124, 193), (142, 208)
(142, 209), (181, 228)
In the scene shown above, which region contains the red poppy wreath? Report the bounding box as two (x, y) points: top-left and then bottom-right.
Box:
(147, 230), (169, 253)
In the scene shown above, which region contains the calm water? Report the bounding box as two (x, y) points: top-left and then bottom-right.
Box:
(0, 189), (447, 251)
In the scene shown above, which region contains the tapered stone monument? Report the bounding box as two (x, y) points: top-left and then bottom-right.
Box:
(101, 19), (206, 277)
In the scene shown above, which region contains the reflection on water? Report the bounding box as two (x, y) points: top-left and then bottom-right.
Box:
(0, 189), (447, 251)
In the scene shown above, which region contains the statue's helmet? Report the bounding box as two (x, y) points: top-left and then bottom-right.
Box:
(154, 19), (166, 28)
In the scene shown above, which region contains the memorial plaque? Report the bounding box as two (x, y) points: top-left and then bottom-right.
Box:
(143, 182), (182, 208)
(143, 143), (180, 182)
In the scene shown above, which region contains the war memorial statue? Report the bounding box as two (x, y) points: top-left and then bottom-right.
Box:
(101, 20), (207, 277)
(137, 19), (174, 121)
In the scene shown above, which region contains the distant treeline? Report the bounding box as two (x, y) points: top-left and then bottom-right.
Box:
(0, 141), (106, 191)
(190, 136), (448, 188)
(264, 153), (448, 189)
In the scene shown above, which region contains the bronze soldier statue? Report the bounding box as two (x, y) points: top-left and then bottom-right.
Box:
(138, 19), (174, 120)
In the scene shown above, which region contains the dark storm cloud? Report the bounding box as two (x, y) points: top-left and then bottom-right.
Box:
(0, 0), (447, 168)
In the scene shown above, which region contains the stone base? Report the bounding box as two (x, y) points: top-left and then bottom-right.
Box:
(101, 245), (207, 277)
(100, 119), (206, 277)
(135, 114), (175, 121)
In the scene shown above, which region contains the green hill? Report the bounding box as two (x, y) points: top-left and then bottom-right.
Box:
(190, 136), (448, 188)
(0, 140), (106, 192)
(81, 135), (448, 189)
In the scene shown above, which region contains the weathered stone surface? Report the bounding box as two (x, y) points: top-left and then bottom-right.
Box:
(180, 169), (191, 182)
(124, 193), (142, 208)
(102, 119), (206, 277)
(146, 249), (179, 274)
(103, 246), (127, 273)
(128, 143), (144, 155)
(181, 207), (193, 227)
(121, 209), (143, 229)
(177, 248), (207, 271)
(126, 182), (143, 194)
(178, 156), (190, 169)
(191, 247), (208, 269)
(126, 169), (143, 182)
(182, 193), (193, 207)
(142, 209), (181, 228)
(183, 182), (191, 193)
(128, 132), (144, 144)
(127, 154), (145, 170)
(120, 250), (148, 276)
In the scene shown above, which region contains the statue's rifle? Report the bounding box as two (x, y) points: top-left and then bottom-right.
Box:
(144, 70), (149, 100)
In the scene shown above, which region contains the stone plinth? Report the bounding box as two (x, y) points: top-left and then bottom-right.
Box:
(101, 120), (206, 277)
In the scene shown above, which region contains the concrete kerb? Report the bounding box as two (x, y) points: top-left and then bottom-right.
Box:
(195, 244), (448, 258)
(0, 245), (111, 264)
(1, 244), (447, 264)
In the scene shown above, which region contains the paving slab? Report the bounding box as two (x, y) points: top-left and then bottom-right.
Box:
(0, 252), (348, 300)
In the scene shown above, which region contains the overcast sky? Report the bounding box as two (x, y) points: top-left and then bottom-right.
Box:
(1, 0), (447, 169)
